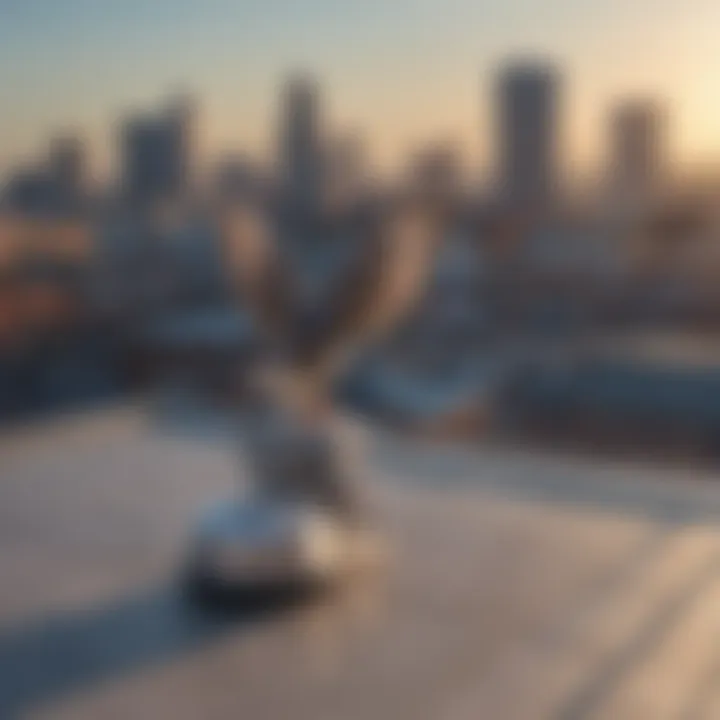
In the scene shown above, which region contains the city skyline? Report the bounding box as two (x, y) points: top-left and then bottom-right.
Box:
(3, 0), (720, 181)
(0, 65), (680, 197)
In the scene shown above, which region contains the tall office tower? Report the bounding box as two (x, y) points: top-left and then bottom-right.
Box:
(496, 61), (561, 216)
(121, 116), (163, 207)
(609, 100), (666, 211)
(163, 95), (196, 200)
(279, 74), (324, 210)
(121, 97), (196, 209)
(49, 135), (85, 204)
(2, 168), (55, 215)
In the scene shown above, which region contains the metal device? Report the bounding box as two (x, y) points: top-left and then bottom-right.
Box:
(184, 201), (438, 601)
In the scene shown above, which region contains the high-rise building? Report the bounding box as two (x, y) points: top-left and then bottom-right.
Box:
(2, 168), (54, 215)
(608, 100), (666, 211)
(122, 117), (164, 206)
(164, 95), (195, 199)
(121, 97), (195, 208)
(279, 74), (324, 210)
(496, 61), (561, 216)
(49, 135), (85, 203)
(4, 136), (86, 215)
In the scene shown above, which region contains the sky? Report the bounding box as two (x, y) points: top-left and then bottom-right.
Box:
(2, 0), (720, 181)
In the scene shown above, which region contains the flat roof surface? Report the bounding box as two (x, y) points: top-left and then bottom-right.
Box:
(2, 403), (720, 719)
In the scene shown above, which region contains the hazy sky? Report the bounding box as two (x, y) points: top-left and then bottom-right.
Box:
(2, 0), (719, 180)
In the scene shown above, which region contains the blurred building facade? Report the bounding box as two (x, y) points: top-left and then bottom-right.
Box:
(121, 97), (196, 209)
(496, 62), (561, 217)
(607, 99), (667, 214)
(2, 136), (88, 217)
(279, 75), (325, 211)
(49, 136), (85, 207)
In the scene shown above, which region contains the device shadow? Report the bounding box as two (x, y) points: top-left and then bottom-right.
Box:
(0, 580), (306, 717)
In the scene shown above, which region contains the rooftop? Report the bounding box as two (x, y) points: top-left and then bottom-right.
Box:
(2, 402), (720, 718)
